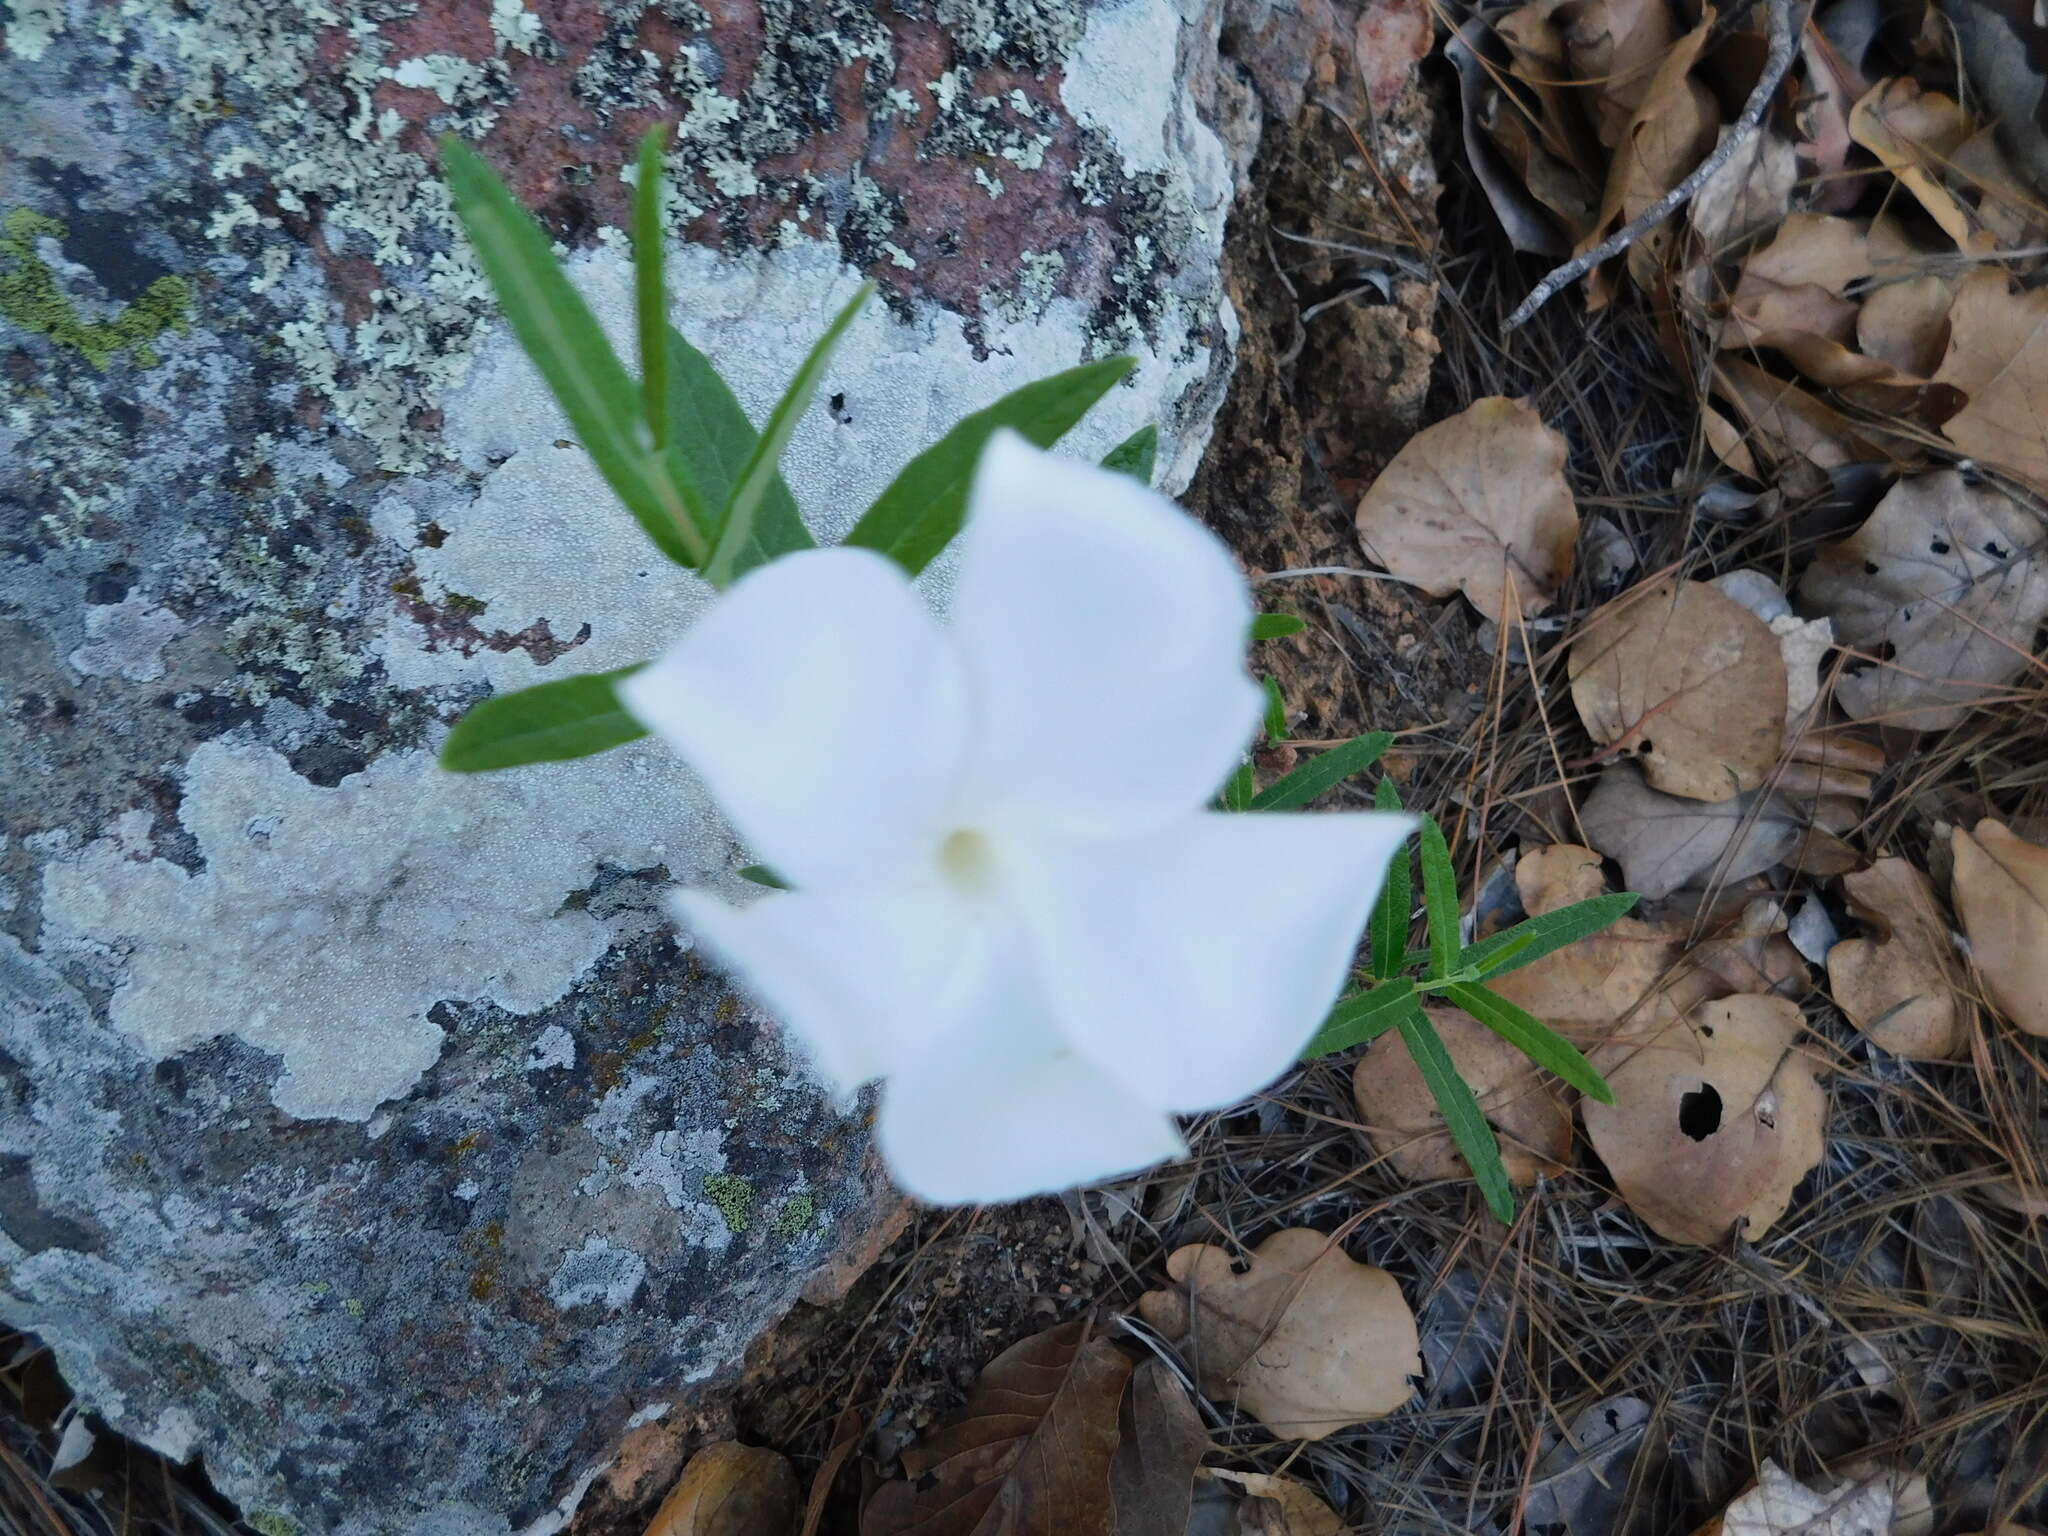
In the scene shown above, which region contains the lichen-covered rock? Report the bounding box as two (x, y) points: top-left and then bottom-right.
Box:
(0, 1), (1424, 1533)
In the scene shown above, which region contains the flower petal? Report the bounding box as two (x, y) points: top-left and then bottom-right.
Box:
(672, 884), (976, 1093)
(620, 547), (968, 889)
(947, 431), (1262, 836)
(877, 935), (1185, 1204)
(1014, 810), (1418, 1111)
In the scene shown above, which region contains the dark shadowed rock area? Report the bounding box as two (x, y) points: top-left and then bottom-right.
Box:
(0, 1), (1434, 1532)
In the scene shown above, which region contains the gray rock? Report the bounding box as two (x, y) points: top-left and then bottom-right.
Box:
(0, 1), (1275, 1533)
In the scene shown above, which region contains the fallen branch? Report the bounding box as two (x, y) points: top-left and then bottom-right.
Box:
(1501, 0), (1802, 333)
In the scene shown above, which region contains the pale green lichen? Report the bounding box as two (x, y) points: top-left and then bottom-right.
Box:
(702, 1174), (755, 1233)
(771, 1195), (816, 1238)
(1, 0), (65, 61)
(248, 1512), (302, 1536)
(0, 210), (192, 370)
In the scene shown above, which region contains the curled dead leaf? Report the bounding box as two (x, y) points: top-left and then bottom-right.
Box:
(1797, 471), (2048, 732)
(1951, 819), (2048, 1039)
(1136, 1230), (1419, 1441)
(1353, 1001), (1573, 1186)
(1190, 1471), (1343, 1536)
(1355, 397), (1578, 621)
(1569, 579), (1788, 802)
(861, 1321), (1132, 1536)
(1826, 858), (1968, 1059)
(1849, 78), (1981, 248)
(648, 1443), (799, 1536)
(1581, 995), (1826, 1247)
(1108, 1359), (1209, 1536)
(1580, 764), (1805, 900)
(1695, 1460), (1930, 1536)
(1933, 270), (2048, 497)
(1708, 357), (1887, 477)
(1690, 128), (1799, 255)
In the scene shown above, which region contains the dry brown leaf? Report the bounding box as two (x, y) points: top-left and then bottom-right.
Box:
(861, 1321), (1132, 1536)
(1933, 269), (2048, 496)
(1558, 0), (1681, 147)
(1355, 396), (1578, 621)
(1585, 12), (1718, 291)
(1191, 1471), (1343, 1536)
(1487, 843), (1691, 1032)
(1524, 1397), (1658, 1536)
(1849, 78), (1982, 249)
(1580, 764), (1805, 899)
(1690, 128), (1799, 255)
(1709, 357), (1886, 474)
(1353, 1001), (1574, 1185)
(1951, 819), (2048, 1039)
(1951, 128), (2048, 249)
(1449, 23), (1580, 259)
(1731, 213), (1873, 294)
(1581, 995), (1826, 1247)
(1826, 857), (1968, 1059)
(1797, 471), (2048, 731)
(1570, 579), (1788, 802)
(1108, 1360), (1209, 1536)
(1693, 1460), (1929, 1536)
(649, 1443), (800, 1536)
(1857, 274), (1954, 380)
(1792, 26), (1865, 215)
(1136, 1230), (1418, 1441)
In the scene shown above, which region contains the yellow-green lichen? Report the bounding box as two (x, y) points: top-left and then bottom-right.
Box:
(0, 210), (192, 369)
(771, 1195), (815, 1238)
(703, 1173), (755, 1232)
(248, 1512), (302, 1536)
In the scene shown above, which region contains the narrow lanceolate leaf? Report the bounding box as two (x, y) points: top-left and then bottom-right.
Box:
(441, 137), (706, 568)
(846, 356), (1137, 576)
(1396, 1007), (1516, 1223)
(1101, 422), (1158, 483)
(736, 864), (788, 889)
(1249, 612), (1306, 641)
(1460, 892), (1641, 980)
(1368, 777), (1412, 980)
(1220, 760), (1256, 813)
(632, 127), (669, 447)
(1444, 982), (1615, 1104)
(1261, 677), (1288, 743)
(439, 666), (648, 772)
(1301, 978), (1417, 1059)
(1248, 731), (1395, 812)
(704, 282), (873, 587)
(661, 326), (812, 578)
(1418, 816), (1462, 981)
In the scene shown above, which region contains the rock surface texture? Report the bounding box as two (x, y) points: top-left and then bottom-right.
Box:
(0, 1), (1428, 1533)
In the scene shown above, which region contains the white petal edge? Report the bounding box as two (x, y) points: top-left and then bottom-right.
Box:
(876, 936), (1187, 1204)
(1013, 809), (1419, 1112)
(946, 431), (1262, 838)
(619, 547), (969, 891)
(671, 884), (978, 1094)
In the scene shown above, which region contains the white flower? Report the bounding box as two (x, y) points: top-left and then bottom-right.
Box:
(620, 431), (1414, 1204)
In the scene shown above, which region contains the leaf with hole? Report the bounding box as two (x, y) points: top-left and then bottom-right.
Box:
(440, 666), (648, 773)
(846, 357), (1136, 576)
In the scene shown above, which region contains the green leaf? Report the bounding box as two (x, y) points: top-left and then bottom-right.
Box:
(440, 666), (648, 772)
(1418, 816), (1462, 981)
(441, 137), (708, 568)
(704, 282), (872, 587)
(1250, 613), (1306, 642)
(660, 326), (813, 579)
(1443, 982), (1616, 1104)
(1247, 731), (1394, 812)
(1368, 777), (1411, 980)
(737, 864), (788, 890)
(1220, 760), (1256, 813)
(1101, 422), (1157, 483)
(1300, 978), (1417, 1058)
(1459, 892), (1641, 980)
(632, 127), (669, 449)
(1395, 1007), (1516, 1222)
(1261, 677), (1288, 743)
(846, 356), (1137, 576)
